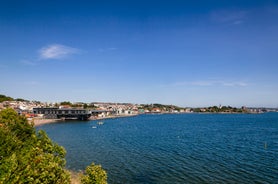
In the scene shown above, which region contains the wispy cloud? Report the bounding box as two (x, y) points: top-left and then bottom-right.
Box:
(221, 81), (247, 87)
(24, 81), (40, 86)
(98, 47), (118, 52)
(39, 44), (80, 60)
(20, 59), (38, 66)
(210, 10), (247, 25)
(173, 80), (248, 87)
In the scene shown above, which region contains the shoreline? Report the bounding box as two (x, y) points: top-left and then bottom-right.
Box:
(30, 114), (138, 127)
(89, 114), (137, 121)
(29, 118), (63, 127)
(30, 111), (264, 127)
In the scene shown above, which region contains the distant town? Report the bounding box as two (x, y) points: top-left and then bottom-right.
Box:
(0, 94), (277, 121)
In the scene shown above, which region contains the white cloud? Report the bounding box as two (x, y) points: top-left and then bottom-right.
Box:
(39, 44), (80, 60)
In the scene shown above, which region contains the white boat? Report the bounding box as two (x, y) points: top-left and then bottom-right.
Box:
(97, 121), (104, 125)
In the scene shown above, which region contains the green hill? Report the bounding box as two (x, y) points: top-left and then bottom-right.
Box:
(0, 94), (14, 103)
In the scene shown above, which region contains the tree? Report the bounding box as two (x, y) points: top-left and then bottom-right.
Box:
(0, 108), (70, 184)
(15, 98), (29, 102)
(60, 101), (72, 106)
(0, 108), (108, 184)
(192, 108), (201, 112)
(0, 94), (14, 102)
(81, 163), (107, 184)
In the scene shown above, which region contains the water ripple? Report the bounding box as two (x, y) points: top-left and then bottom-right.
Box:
(38, 113), (278, 184)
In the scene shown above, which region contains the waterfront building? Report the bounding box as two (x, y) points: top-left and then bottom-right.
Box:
(33, 107), (91, 120)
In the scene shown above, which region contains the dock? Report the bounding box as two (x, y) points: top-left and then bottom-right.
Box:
(33, 107), (91, 120)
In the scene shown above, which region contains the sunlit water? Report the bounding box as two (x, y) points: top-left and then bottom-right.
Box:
(37, 113), (278, 183)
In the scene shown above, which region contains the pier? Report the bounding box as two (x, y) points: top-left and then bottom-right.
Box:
(33, 107), (91, 120)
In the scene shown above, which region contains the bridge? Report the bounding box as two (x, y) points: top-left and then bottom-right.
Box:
(33, 107), (91, 120)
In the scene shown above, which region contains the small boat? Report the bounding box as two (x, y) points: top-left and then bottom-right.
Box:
(92, 126), (97, 128)
(97, 121), (104, 125)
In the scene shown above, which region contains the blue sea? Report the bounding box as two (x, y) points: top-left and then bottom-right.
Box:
(37, 113), (278, 183)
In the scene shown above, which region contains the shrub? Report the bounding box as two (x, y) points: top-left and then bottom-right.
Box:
(81, 163), (107, 184)
(0, 108), (70, 184)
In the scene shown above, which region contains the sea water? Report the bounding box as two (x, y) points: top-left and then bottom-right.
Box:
(37, 113), (278, 183)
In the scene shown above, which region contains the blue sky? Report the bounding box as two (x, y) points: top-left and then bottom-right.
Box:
(1, 0), (278, 107)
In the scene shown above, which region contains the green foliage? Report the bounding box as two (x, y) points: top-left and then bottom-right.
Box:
(0, 108), (108, 184)
(192, 108), (201, 112)
(141, 103), (181, 112)
(60, 101), (72, 106)
(81, 163), (107, 184)
(71, 104), (83, 108)
(191, 106), (247, 113)
(15, 98), (29, 102)
(0, 94), (14, 102)
(84, 104), (97, 109)
(0, 108), (70, 184)
(207, 106), (220, 112)
(0, 94), (29, 102)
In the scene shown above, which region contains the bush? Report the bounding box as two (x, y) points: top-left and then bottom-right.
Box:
(0, 108), (108, 184)
(81, 163), (107, 184)
(0, 108), (70, 184)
